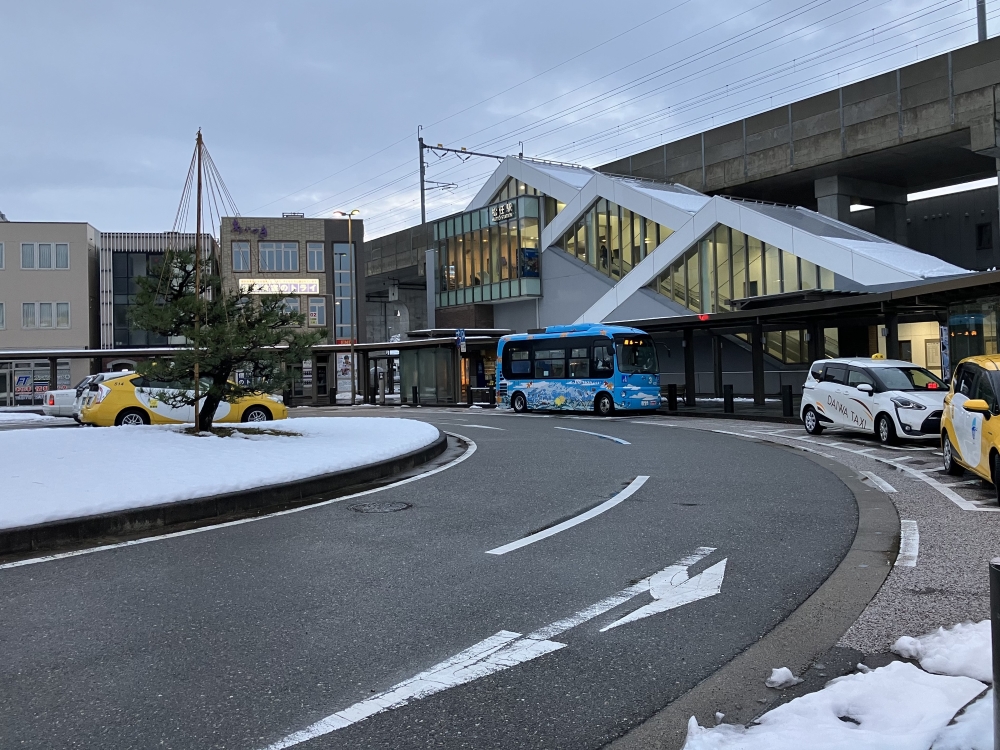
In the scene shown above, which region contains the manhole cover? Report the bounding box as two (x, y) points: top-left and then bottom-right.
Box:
(349, 501), (412, 513)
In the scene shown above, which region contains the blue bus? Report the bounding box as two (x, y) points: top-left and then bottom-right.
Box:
(496, 323), (660, 415)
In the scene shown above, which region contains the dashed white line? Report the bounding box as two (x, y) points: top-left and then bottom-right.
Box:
(0, 433), (479, 571)
(435, 423), (505, 430)
(553, 426), (630, 445)
(896, 520), (920, 566)
(485, 476), (649, 555)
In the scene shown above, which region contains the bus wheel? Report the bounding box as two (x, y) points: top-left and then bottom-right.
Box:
(511, 392), (527, 413)
(595, 393), (614, 416)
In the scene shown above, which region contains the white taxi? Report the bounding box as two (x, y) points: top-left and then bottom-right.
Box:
(801, 357), (947, 444)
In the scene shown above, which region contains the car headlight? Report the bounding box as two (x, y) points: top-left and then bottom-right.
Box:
(891, 396), (926, 410)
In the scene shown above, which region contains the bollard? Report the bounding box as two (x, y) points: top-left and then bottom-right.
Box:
(467, 386), (474, 406)
(781, 384), (794, 417)
(488, 387), (496, 407)
(329, 385), (337, 406)
(412, 385), (419, 406)
(379, 373), (386, 406)
(723, 384), (735, 414)
(667, 383), (678, 411)
(991, 558), (1000, 750)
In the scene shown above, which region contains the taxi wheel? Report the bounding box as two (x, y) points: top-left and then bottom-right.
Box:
(942, 433), (965, 476)
(595, 392), (614, 416)
(875, 414), (897, 445)
(803, 407), (823, 435)
(115, 408), (150, 426)
(241, 406), (272, 423)
(511, 392), (527, 413)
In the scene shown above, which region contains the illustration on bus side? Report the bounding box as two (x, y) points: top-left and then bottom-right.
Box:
(496, 324), (660, 414)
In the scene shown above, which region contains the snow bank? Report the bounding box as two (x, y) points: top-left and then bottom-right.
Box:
(0, 417), (440, 529)
(892, 621), (992, 683)
(0, 412), (55, 423)
(682, 662), (984, 750)
(931, 688), (993, 750)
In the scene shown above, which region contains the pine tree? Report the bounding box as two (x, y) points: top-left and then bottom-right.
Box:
(130, 247), (323, 431)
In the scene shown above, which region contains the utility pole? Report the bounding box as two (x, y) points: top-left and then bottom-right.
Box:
(193, 129), (203, 430)
(979, 0), (988, 42)
(418, 127), (426, 225)
(348, 213), (356, 405)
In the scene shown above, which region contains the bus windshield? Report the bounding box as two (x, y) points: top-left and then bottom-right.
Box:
(615, 335), (657, 374)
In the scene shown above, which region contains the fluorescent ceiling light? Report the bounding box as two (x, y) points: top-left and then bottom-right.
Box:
(908, 177), (998, 202)
(850, 204), (873, 212)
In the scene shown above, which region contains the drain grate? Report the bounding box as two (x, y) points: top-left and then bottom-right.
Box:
(349, 501), (412, 514)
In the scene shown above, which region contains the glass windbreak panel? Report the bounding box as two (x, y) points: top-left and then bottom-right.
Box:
(632, 213), (644, 263)
(732, 231), (747, 300)
(785, 329), (804, 363)
(875, 367), (946, 391)
(596, 200), (610, 276)
(534, 348), (566, 379)
(820, 267), (835, 289)
(715, 226), (730, 310)
(610, 205), (623, 278)
(574, 218), (587, 263)
(765, 244), (781, 295)
(766, 331), (783, 360)
(658, 225), (673, 246)
(781, 250), (799, 293)
(621, 210), (634, 271)
(615, 335), (658, 373)
(748, 237), (763, 297)
(673, 260), (686, 306)
(800, 257), (818, 290)
(686, 252), (700, 312)
(585, 207), (597, 267)
(700, 238), (714, 314)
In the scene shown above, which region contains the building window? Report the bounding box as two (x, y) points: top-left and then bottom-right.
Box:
(307, 242), (324, 272)
(22, 302), (35, 328)
(260, 242), (299, 271)
(308, 297), (326, 326)
(281, 297), (300, 314)
(21, 243), (34, 269)
(232, 241), (250, 271)
(39, 302), (53, 328)
(56, 243), (68, 268)
(977, 223), (993, 251)
(56, 302), (70, 328)
(39, 244), (53, 268)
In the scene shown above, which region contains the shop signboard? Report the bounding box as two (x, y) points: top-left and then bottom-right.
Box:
(490, 201), (516, 223)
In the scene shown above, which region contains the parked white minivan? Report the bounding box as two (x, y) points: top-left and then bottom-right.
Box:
(800, 357), (947, 444)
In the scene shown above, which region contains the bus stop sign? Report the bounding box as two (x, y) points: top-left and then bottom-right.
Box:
(456, 328), (467, 353)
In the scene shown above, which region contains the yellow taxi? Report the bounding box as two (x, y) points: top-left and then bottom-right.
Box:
(941, 354), (1000, 501)
(79, 373), (288, 426)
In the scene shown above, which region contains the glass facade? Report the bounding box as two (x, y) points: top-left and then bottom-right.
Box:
(489, 177), (565, 228)
(653, 225), (837, 314)
(435, 196), (542, 308)
(556, 199), (673, 281)
(948, 299), (999, 365)
(112, 252), (167, 347)
(333, 243), (353, 342)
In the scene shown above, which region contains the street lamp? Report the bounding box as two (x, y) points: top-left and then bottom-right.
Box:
(332, 209), (360, 404)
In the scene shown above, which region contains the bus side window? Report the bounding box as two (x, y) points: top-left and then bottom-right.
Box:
(594, 343), (614, 376)
(505, 346), (531, 378)
(568, 347), (590, 378)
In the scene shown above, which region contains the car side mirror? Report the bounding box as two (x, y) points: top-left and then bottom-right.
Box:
(857, 383), (873, 394)
(963, 398), (992, 415)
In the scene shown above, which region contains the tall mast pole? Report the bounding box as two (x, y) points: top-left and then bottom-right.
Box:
(194, 130), (203, 430)
(348, 214), (356, 405)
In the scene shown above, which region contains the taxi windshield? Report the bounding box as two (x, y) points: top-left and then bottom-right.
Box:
(874, 366), (946, 392)
(614, 335), (658, 374)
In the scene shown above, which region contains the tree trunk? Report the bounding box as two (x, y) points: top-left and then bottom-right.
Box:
(199, 390), (223, 431)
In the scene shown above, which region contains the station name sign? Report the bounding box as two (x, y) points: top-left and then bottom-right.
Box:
(231, 219), (268, 238)
(490, 201), (516, 222)
(238, 278), (320, 295)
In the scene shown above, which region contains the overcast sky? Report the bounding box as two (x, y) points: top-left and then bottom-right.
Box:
(0, 0), (990, 238)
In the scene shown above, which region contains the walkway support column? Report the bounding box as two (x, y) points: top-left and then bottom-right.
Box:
(751, 322), (765, 406)
(683, 329), (696, 407)
(885, 310), (900, 360)
(807, 321), (822, 364)
(48, 357), (58, 398)
(712, 335), (723, 397)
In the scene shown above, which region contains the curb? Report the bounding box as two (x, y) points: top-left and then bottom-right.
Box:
(0, 431), (448, 556)
(606, 439), (899, 750)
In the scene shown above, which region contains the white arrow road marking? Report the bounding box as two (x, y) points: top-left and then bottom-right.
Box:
(485, 476), (649, 555)
(553, 426), (630, 445)
(261, 547), (721, 749)
(601, 553), (726, 632)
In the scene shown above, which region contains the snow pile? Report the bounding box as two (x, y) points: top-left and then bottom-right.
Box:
(765, 667), (803, 689)
(0, 417), (440, 529)
(0, 412), (55, 423)
(892, 621), (992, 683)
(932, 688), (993, 750)
(683, 662), (985, 750)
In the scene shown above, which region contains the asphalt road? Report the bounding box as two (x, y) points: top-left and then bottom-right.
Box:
(0, 411), (857, 750)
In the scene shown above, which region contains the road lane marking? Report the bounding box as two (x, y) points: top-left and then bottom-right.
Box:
(0, 433), (479, 571)
(553, 426), (630, 444)
(260, 547), (718, 748)
(485, 476), (649, 555)
(435, 422), (505, 430)
(860, 472), (897, 493)
(896, 520), (919, 566)
(632, 421), (680, 428)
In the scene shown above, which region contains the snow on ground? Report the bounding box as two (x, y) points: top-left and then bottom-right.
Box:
(683, 620), (993, 750)
(0, 417), (440, 530)
(0, 412), (57, 423)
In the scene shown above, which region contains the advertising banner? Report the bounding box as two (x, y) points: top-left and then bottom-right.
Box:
(335, 353), (355, 401)
(238, 278), (320, 295)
